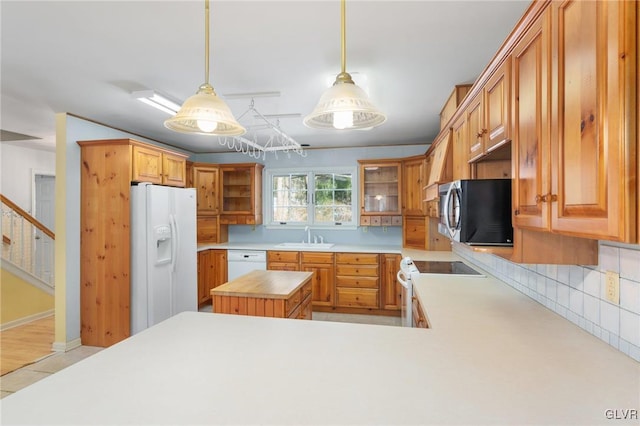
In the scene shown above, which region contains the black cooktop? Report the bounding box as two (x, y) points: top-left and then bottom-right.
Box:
(412, 261), (482, 276)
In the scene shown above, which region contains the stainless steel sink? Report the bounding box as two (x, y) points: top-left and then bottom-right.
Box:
(275, 242), (335, 249)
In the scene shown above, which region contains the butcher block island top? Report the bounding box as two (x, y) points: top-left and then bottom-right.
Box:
(211, 270), (313, 320)
(212, 270), (312, 298)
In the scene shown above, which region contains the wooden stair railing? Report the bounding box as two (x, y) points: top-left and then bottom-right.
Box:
(1, 194), (55, 240)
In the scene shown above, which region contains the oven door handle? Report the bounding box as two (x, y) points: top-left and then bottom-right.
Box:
(397, 270), (410, 289)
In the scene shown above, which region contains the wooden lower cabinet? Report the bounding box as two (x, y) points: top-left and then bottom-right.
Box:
(197, 249), (228, 308)
(412, 295), (429, 329)
(381, 254), (402, 311)
(301, 252), (335, 308)
(266, 250), (402, 315)
(335, 253), (379, 309)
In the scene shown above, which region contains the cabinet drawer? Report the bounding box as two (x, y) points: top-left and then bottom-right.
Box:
(298, 295), (313, 320)
(336, 288), (379, 308)
(336, 253), (379, 264)
(285, 290), (302, 316)
(267, 263), (300, 272)
(301, 281), (312, 299)
(301, 252), (334, 264)
(335, 264), (378, 277)
(336, 276), (379, 289)
(268, 251), (299, 263)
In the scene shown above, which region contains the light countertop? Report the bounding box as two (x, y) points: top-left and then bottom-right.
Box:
(2, 250), (638, 425)
(198, 242), (402, 254)
(211, 270), (312, 299)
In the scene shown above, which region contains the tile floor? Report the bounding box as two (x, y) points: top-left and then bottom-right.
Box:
(0, 345), (103, 399)
(0, 310), (399, 399)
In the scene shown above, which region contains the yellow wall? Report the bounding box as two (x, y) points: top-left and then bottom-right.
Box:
(1, 268), (54, 324)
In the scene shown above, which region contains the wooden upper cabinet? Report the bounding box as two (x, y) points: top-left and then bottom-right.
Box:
(359, 160), (402, 220)
(512, 8), (551, 231)
(439, 84), (473, 130)
(452, 114), (470, 180)
(131, 143), (187, 187)
(466, 59), (512, 162)
(550, 0), (636, 242)
(484, 58), (511, 152)
(192, 164), (220, 216)
(402, 155), (427, 216)
(220, 163), (264, 224)
(466, 92), (484, 162)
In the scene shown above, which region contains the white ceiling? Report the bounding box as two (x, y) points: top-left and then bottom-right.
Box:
(1, 0), (530, 154)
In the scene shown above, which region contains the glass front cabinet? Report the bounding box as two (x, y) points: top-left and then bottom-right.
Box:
(358, 160), (402, 226)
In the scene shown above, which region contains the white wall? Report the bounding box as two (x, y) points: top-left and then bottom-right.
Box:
(454, 241), (640, 362)
(0, 143), (55, 213)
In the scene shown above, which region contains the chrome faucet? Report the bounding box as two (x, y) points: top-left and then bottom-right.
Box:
(304, 226), (311, 244)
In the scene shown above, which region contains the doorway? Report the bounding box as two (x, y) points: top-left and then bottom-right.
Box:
(33, 173), (55, 285)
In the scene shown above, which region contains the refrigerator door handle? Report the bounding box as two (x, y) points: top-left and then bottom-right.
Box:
(169, 214), (179, 273)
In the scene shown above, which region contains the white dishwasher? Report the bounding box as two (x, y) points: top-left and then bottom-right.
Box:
(227, 250), (267, 281)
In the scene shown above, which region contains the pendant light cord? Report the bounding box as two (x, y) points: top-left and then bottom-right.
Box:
(205, 0), (210, 86)
(340, 0), (346, 75)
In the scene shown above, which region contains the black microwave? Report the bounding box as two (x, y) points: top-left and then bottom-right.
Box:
(438, 179), (513, 246)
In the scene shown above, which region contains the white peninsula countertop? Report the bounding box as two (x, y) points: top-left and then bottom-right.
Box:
(2, 251), (639, 425)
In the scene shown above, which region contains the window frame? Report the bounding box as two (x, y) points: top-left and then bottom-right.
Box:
(264, 167), (358, 230)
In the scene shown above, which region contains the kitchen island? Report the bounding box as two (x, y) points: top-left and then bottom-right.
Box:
(2, 259), (638, 424)
(211, 270), (313, 320)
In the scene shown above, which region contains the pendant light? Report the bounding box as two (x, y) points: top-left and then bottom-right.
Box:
(165, 0), (245, 136)
(304, 0), (386, 130)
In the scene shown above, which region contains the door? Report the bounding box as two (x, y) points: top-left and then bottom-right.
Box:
(34, 174), (55, 284)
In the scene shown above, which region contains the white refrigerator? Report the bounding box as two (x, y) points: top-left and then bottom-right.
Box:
(130, 183), (197, 334)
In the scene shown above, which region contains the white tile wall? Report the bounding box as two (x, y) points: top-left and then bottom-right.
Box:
(454, 241), (640, 362)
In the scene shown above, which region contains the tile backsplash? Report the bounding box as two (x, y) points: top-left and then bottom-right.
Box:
(454, 241), (640, 362)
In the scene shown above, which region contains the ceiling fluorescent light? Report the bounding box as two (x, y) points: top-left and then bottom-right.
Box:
(132, 90), (181, 115)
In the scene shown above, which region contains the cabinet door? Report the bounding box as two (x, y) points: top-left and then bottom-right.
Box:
(452, 115), (470, 180)
(197, 250), (213, 306)
(211, 250), (228, 290)
(402, 215), (426, 250)
(131, 145), (163, 184)
(401, 157), (426, 215)
(551, 0), (633, 240)
(193, 166), (220, 216)
(360, 162), (401, 216)
(466, 93), (484, 162)
(380, 253), (401, 310)
(162, 153), (186, 187)
(512, 9), (550, 231)
(302, 263), (335, 307)
(484, 58), (511, 152)
(197, 249), (227, 307)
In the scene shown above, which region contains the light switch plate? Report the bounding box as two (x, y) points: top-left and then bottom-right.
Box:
(605, 271), (620, 304)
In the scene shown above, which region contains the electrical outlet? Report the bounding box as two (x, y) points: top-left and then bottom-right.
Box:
(605, 271), (620, 304)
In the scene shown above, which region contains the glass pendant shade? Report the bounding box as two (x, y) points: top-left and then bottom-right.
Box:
(304, 72), (386, 130)
(164, 83), (246, 136)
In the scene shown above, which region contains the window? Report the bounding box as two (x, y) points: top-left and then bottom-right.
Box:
(266, 167), (357, 228)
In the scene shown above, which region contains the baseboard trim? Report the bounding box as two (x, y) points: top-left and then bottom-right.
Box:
(52, 337), (81, 353)
(0, 310), (54, 331)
